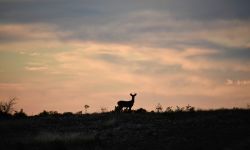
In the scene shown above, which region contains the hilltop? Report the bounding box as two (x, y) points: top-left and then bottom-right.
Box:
(0, 109), (250, 150)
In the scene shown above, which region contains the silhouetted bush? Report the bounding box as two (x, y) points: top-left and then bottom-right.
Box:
(114, 106), (121, 112)
(75, 111), (83, 115)
(84, 104), (90, 114)
(165, 106), (174, 113)
(0, 111), (12, 119)
(37, 110), (60, 117)
(38, 110), (50, 117)
(13, 109), (27, 118)
(155, 103), (163, 112)
(0, 97), (17, 119)
(62, 112), (74, 116)
(100, 107), (108, 113)
(185, 104), (195, 112)
(175, 106), (185, 112)
(0, 97), (17, 114)
(134, 108), (147, 113)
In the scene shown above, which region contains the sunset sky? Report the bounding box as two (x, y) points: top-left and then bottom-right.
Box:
(0, 0), (250, 114)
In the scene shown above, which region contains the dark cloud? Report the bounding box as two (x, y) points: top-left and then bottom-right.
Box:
(0, 0), (108, 24)
(1, 0), (250, 62)
(157, 0), (250, 20)
(1, 0), (250, 24)
(187, 46), (250, 61)
(94, 53), (125, 64)
(215, 48), (250, 61)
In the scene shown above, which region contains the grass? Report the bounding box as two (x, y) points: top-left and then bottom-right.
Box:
(0, 109), (250, 150)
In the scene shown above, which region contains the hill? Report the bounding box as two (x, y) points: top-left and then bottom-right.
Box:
(0, 109), (250, 150)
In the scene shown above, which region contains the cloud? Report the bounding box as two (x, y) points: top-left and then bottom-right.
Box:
(1, 0), (250, 24)
(226, 79), (234, 85)
(51, 41), (250, 77)
(1, 9), (250, 55)
(226, 79), (250, 86)
(0, 83), (24, 90)
(24, 66), (48, 71)
(156, 0), (250, 20)
(19, 51), (41, 56)
(55, 10), (250, 49)
(1, 1), (250, 50)
(0, 23), (69, 43)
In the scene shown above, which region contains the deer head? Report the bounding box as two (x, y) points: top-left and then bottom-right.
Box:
(130, 93), (137, 97)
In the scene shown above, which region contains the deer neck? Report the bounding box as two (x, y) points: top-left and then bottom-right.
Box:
(131, 97), (135, 103)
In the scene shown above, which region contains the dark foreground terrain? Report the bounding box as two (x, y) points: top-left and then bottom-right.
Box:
(0, 109), (250, 150)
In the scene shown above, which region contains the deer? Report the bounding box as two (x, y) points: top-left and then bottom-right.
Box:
(116, 93), (137, 112)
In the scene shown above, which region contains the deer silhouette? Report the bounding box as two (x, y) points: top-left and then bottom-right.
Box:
(116, 93), (137, 112)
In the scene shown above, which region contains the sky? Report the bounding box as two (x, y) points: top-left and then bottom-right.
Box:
(0, 0), (250, 114)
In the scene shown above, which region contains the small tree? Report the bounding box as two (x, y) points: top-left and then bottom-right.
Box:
(84, 105), (90, 114)
(13, 109), (27, 118)
(155, 103), (163, 113)
(175, 106), (185, 112)
(75, 111), (82, 115)
(100, 107), (107, 113)
(185, 104), (195, 112)
(135, 108), (147, 113)
(247, 104), (250, 109)
(165, 106), (173, 113)
(114, 105), (122, 112)
(0, 97), (17, 114)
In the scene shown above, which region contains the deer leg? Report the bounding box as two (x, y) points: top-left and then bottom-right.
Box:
(119, 106), (123, 112)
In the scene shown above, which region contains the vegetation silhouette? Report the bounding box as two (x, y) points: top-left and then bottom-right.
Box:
(0, 97), (16, 114)
(84, 105), (90, 114)
(0, 97), (27, 119)
(155, 103), (163, 112)
(1, 97), (250, 149)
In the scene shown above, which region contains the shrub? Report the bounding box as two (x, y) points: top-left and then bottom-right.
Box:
(175, 106), (185, 112)
(0, 97), (17, 114)
(135, 108), (147, 113)
(114, 105), (122, 112)
(84, 105), (90, 114)
(165, 106), (174, 113)
(62, 112), (74, 116)
(75, 111), (83, 115)
(100, 107), (108, 113)
(155, 103), (163, 113)
(13, 109), (27, 118)
(185, 104), (195, 112)
(38, 110), (60, 117)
